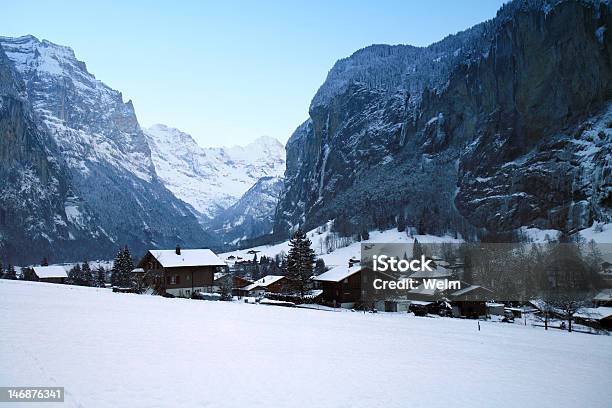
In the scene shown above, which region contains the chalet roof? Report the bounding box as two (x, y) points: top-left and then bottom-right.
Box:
(449, 284), (493, 299)
(313, 265), (362, 283)
(148, 249), (226, 268)
(242, 275), (286, 291)
(32, 265), (68, 279)
(593, 289), (612, 301)
(409, 265), (454, 279)
(214, 272), (230, 282)
(575, 307), (612, 320)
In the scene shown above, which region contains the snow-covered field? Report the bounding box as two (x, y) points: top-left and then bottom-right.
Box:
(1, 280), (611, 408)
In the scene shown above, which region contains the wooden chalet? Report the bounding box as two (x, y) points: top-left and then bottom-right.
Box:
(31, 266), (68, 284)
(136, 246), (227, 298)
(241, 275), (290, 296)
(313, 265), (363, 308)
(448, 284), (494, 318)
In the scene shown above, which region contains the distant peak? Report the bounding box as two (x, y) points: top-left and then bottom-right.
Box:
(250, 135), (283, 147)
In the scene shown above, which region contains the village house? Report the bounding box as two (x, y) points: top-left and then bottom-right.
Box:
(593, 289), (612, 307)
(31, 266), (68, 284)
(448, 285), (494, 318)
(212, 272), (253, 297)
(136, 246), (227, 298)
(241, 275), (290, 297)
(313, 265), (363, 308)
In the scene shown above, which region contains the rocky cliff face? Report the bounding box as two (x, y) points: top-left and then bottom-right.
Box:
(275, 0), (612, 239)
(0, 36), (216, 264)
(144, 124), (285, 220)
(209, 176), (283, 245)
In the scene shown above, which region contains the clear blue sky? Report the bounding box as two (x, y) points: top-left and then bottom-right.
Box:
(3, 0), (506, 147)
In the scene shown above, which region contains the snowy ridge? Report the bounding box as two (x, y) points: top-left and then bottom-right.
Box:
(144, 124), (285, 219)
(0, 35), (155, 182)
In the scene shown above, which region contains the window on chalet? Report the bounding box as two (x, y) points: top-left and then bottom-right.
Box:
(186, 274), (190, 281)
(171, 275), (177, 285)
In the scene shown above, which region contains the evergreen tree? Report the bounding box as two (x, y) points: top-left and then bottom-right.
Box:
(4, 264), (17, 280)
(413, 238), (423, 260)
(111, 246), (134, 288)
(361, 228), (370, 241)
(68, 264), (82, 285)
(397, 213), (406, 232)
(96, 266), (106, 287)
(314, 258), (326, 275)
(286, 229), (316, 297)
(0, 262), (4, 278)
(81, 261), (93, 286)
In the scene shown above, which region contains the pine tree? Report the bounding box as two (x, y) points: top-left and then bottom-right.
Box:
(413, 237), (423, 261)
(111, 246), (134, 288)
(0, 262), (4, 278)
(4, 264), (17, 280)
(68, 264), (82, 285)
(397, 213), (406, 232)
(96, 266), (106, 287)
(314, 258), (326, 275)
(81, 261), (93, 286)
(286, 229), (316, 297)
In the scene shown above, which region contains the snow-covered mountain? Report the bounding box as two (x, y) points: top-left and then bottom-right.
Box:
(0, 35), (216, 264)
(208, 176), (283, 245)
(144, 124), (285, 220)
(275, 0), (612, 240)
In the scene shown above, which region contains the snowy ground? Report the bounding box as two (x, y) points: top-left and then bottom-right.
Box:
(1, 280), (611, 408)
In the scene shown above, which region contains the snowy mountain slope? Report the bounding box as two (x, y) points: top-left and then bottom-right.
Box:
(208, 176), (283, 245)
(144, 124), (285, 219)
(0, 45), (112, 262)
(0, 35), (216, 263)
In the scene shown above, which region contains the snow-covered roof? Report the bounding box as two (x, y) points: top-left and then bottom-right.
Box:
(449, 284), (491, 298)
(148, 249), (226, 268)
(575, 307), (612, 320)
(32, 266), (67, 279)
(409, 265), (454, 279)
(214, 272), (229, 281)
(131, 268), (144, 273)
(593, 289), (612, 301)
(313, 265), (362, 282)
(242, 275), (286, 291)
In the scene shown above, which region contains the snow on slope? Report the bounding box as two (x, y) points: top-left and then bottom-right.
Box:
(1, 279), (611, 408)
(220, 223), (463, 268)
(144, 124), (285, 219)
(0, 35), (155, 182)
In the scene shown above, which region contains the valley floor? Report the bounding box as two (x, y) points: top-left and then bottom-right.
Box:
(1, 280), (611, 408)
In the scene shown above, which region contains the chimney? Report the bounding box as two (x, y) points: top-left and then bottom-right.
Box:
(175, 245), (181, 255)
